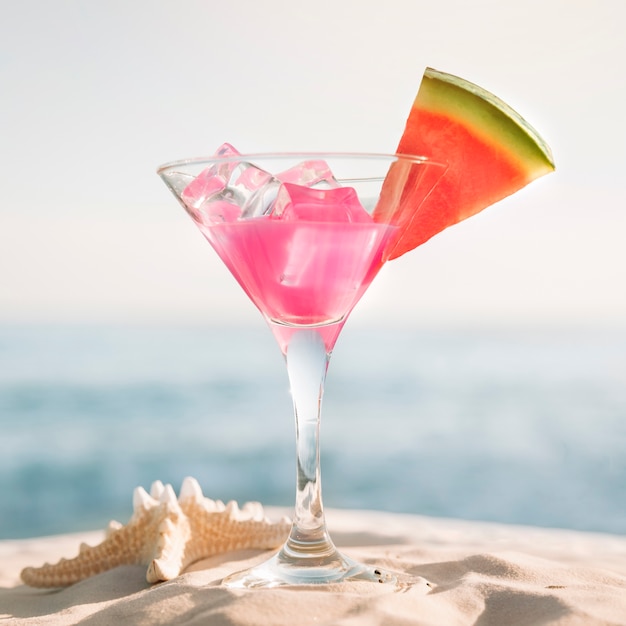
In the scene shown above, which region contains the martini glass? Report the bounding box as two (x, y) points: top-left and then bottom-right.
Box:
(157, 151), (446, 587)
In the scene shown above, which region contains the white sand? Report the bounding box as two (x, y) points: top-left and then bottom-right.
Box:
(1, 509), (626, 625)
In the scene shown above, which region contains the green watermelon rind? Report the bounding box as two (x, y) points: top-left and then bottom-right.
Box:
(416, 68), (555, 176)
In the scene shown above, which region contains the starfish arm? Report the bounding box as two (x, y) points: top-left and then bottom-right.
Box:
(147, 515), (192, 583)
(20, 526), (151, 588)
(179, 499), (291, 571)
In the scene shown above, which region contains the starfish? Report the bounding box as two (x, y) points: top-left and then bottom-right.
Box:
(21, 477), (291, 588)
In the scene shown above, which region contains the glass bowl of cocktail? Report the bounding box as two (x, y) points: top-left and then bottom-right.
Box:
(157, 148), (447, 587)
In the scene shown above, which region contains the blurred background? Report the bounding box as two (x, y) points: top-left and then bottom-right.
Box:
(1, 0), (625, 539)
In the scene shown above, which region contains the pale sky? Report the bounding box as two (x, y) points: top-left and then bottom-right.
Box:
(1, 0), (625, 328)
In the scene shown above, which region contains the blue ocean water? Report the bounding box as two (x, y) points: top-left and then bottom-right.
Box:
(0, 324), (625, 540)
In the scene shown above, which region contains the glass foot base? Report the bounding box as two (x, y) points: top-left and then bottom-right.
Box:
(222, 550), (397, 588)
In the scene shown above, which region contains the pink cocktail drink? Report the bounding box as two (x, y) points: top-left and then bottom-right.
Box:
(199, 217), (393, 353)
(158, 152), (446, 587)
(189, 171), (396, 353)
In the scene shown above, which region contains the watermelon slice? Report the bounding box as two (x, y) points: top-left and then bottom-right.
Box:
(375, 67), (555, 260)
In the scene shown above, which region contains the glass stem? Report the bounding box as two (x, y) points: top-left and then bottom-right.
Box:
(280, 329), (337, 563)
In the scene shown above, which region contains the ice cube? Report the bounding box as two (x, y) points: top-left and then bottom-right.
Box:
(213, 142), (244, 180)
(182, 143), (279, 223)
(181, 143), (242, 210)
(276, 160), (339, 189)
(270, 183), (371, 222)
(236, 166), (281, 218)
(181, 168), (227, 210)
(182, 169), (242, 224)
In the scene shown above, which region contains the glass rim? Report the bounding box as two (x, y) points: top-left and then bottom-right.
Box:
(156, 151), (447, 175)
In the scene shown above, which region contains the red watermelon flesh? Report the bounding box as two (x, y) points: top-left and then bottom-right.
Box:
(375, 68), (555, 260)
